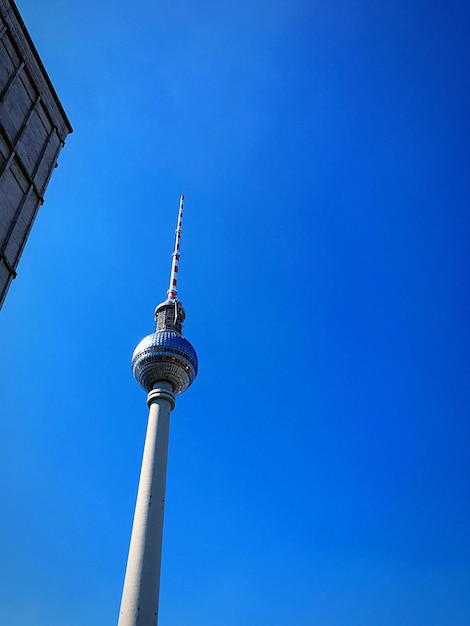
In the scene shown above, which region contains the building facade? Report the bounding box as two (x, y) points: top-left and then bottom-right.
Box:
(0, 0), (72, 309)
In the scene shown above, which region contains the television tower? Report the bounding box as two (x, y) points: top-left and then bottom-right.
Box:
(118, 195), (198, 626)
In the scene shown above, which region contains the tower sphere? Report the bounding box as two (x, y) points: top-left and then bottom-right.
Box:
(132, 329), (198, 395)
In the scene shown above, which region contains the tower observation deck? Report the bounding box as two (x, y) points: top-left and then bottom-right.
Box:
(118, 195), (198, 626)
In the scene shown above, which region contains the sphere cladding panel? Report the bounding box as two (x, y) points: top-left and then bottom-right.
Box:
(132, 330), (198, 395)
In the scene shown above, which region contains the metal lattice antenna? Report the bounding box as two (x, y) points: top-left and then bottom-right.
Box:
(167, 194), (184, 301)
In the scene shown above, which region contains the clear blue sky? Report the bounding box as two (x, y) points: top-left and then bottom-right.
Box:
(1, 0), (469, 624)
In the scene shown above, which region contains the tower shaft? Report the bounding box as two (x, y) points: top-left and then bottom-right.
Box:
(118, 382), (175, 626)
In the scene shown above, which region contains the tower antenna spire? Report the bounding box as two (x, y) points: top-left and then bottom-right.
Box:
(167, 194), (184, 301)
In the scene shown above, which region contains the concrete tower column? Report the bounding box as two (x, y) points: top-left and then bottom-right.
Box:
(118, 381), (175, 626)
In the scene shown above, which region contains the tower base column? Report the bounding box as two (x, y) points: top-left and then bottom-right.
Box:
(118, 381), (175, 626)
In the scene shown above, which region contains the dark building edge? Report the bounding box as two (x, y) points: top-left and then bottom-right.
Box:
(0, 0), (73, 308)
(3, 0), (73, 136)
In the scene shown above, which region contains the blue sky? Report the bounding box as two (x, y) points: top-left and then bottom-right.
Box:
(1, 0), (469, 624)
